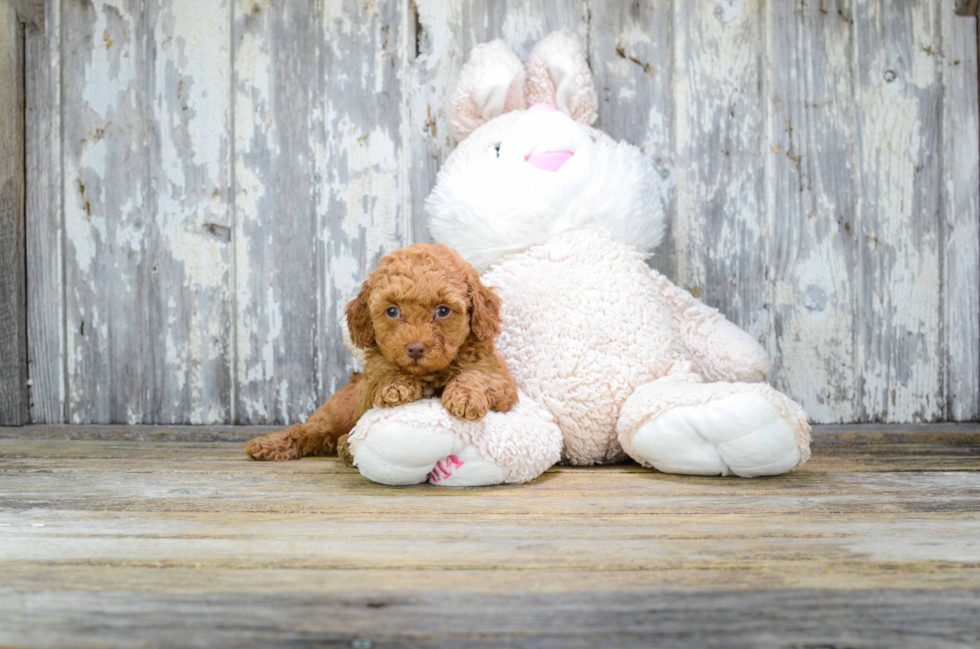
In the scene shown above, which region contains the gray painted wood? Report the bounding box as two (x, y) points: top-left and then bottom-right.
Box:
(942, 8), (980, 421)
(12, 0), (42, 32)
(232, 0), (321, 424)
(147, 0), (232, 424)
(22, 0), (980, 424)
(587, 0), (676, 282)
(62, 0), (152, 423)
(316, 0), (414, 405)
(60, 0), (233, 426)
(25, 0), (64, 424)
(0, 0), (28, 426)
(854, 2), (945, 422)
(673, 1), (769, 346)
(766, 0), (859, 423)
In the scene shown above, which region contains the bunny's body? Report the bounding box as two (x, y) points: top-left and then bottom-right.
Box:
(346, 33), (811, 485)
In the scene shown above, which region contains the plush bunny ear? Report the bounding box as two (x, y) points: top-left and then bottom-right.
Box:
(449, 40), (528, 141)
(524, 31), (598, 126)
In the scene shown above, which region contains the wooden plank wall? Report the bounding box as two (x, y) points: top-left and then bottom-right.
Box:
(0, 0), (28, 426)
(22, 0), (980, 425)
(24, 0), (61, 425)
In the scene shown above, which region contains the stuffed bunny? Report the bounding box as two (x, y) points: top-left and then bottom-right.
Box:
(346, 32), (811, 486)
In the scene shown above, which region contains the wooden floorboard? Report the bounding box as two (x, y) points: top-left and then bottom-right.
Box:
(0, 425), (978, 648)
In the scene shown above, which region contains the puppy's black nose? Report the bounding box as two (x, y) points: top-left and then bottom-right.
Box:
(406, 342), (426, 360)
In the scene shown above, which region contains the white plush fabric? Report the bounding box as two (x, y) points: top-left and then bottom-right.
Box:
(449, 40), (527, 141)
(647, 270), (771, 383)
(618, 376), (811, 477)
(347, 31), (812, 486)
(427, 108), (665, 272)
(484, 229), (687, 464)
(348, 391), (562, 485)
(481, 228), (811, 468)
(524, 31), (598, 125)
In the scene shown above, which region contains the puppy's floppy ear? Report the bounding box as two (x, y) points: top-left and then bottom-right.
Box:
(345, 281), (376, 349)
(464, 265), (502, 343)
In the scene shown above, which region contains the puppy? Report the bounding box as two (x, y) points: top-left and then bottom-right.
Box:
(244, 243), (519, 462)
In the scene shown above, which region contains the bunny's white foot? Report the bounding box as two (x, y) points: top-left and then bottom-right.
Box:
(350, 421), (504, 487)
(348, 393), (562, 487)
(617, 378), (811, 478)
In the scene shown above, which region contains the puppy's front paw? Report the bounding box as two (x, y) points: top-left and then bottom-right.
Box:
(336, 433), (355, 467)
(375, 380), (423, 408)
(442, 382), (490, 420)
(245, 432), (301, 461)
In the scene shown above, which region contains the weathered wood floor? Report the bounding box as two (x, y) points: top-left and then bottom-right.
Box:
(1, 425), (979, 648)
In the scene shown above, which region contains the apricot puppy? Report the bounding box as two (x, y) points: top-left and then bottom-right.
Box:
(244, 243), (519, 462)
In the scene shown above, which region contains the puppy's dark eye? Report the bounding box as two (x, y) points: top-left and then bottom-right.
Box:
(435, 306), (451, 319)
(385, 306), (400, 319)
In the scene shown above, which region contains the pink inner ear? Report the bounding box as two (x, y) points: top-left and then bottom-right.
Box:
(527, 102), (558, 114)
(525, 150), (574, 172)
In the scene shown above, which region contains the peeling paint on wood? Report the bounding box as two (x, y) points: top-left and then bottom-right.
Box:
(674, 0), (769, 348)
(233, 0), (320, 424)
(766, 0), (858, 423)
(62, 0), (152, 424)
(150, 0), (233, 425)
(23, 0), (980, 425)
(587, 0), (676, 281)
(316, 0), (413, 408)
(854, 1), (944, 422)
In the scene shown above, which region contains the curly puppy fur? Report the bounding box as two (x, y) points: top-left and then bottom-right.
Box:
(245, 243), (519, 462)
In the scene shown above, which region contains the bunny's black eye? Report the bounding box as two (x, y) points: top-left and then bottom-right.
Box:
(493, 144), (501, 157)
(435, 306), (451, 319)
(385, 306), (400, 319)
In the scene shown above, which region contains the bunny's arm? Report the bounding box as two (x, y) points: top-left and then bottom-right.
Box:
(648, 269), (771, 383)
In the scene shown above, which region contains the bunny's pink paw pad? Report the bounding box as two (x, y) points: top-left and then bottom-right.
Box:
(425, 451), (507, 486)
(428, 455), (465, 483)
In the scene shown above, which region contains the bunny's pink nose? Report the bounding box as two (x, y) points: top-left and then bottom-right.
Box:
(527, 102), (558, 114)
(525, 150), (574, 172)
